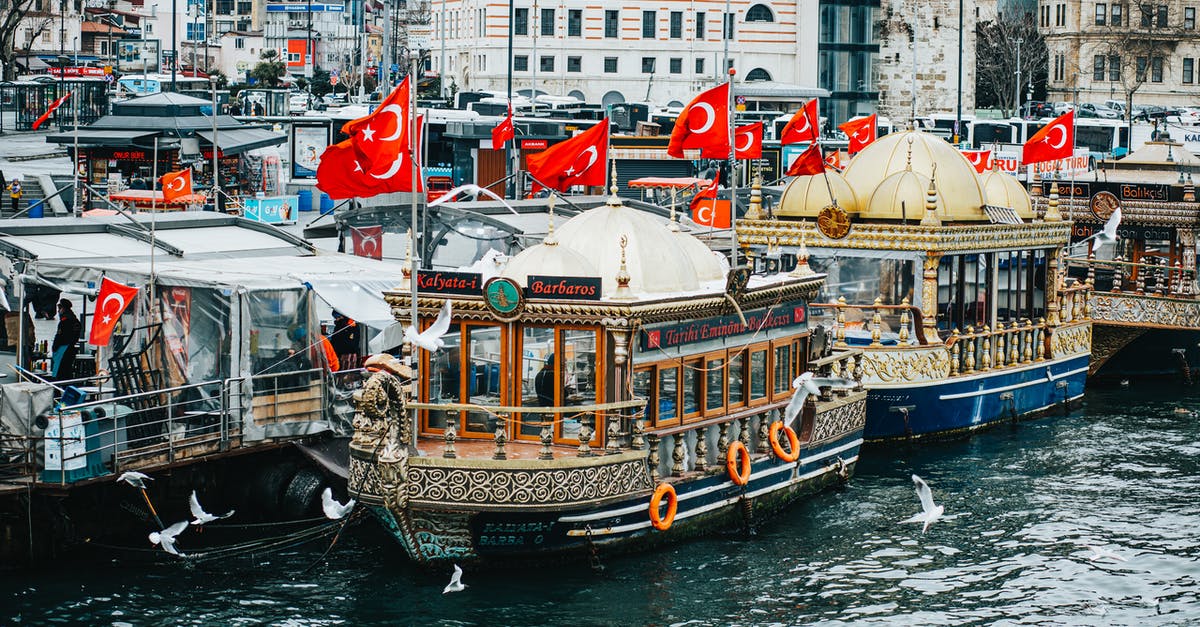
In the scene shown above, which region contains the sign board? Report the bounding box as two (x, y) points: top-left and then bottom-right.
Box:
(416, 270), (483, 296)
(525, 275), (601, 301)
(408, 23), (432, 49)
(520, 139), (548, 150)
(48, 66), (107, 77)
(641, 302), (808, 350)
(243, 195), (299, 224)
(330, 74), (338, 85)
(265, 3), (345, 11)
(291, 124), (329, 178)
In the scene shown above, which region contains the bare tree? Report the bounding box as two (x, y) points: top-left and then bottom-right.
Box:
(976, 11), (1048, 117)
(0, 0), (54, 81)
(1093, 1), (1187, 123)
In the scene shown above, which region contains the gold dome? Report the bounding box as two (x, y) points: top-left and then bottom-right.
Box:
(980, 168), (1034, 220)
(860, 169), (945, 220)
(842, 129), (988, 221)
(776, 170), (859, 217)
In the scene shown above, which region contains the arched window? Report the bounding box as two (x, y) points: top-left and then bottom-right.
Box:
(745, 68), (772, 82)
(602, 90), (626, 106)
(568, 89), (586, 101)
(746, 4), (774, 22)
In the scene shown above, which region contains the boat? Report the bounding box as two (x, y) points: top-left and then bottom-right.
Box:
(347, 188), (868, 566)
(1055, 141), (1200, 382)
(737, 129), (1093, 442)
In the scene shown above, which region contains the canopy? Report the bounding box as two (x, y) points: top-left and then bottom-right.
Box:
(109, 189), (207, 206)
(627, 177), (710, 189)
(46, 129), (158, 148)
(196, 128), (287, 155)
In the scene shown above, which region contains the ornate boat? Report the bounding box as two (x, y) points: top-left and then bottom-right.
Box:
(1052, 141), (1200, 382)
(348, 190), (867, 566)
(738, 129), (1092, 442)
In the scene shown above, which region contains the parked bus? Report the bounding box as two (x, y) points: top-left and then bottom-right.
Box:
(116, 74), (209, 96)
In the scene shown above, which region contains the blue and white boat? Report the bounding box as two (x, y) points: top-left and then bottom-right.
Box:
(738, 129), (1092, 442)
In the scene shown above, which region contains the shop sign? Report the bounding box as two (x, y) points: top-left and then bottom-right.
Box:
(525, 275), (601, 300)
(243, 195), (299, 224)
(641, 302), (807, 350)
(417, 270), (482, 296)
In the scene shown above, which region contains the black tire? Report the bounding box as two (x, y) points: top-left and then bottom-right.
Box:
(281, 468), (327, 519)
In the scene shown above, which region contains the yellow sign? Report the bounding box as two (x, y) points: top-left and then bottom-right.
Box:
(104, 65), (112, 75)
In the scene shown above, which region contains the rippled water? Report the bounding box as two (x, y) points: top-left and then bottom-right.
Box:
(5, 384), (1200, 626)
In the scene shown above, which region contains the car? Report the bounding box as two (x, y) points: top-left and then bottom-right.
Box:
(1104, 99), (1127, 114)
(1024, 101), (1055, 119)
(1052, 102), (1075, 116)
(1079, 103), (1121, 119)
(1134, 105), (1169, 121)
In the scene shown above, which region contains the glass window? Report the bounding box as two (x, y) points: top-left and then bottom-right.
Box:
(658, 367), (678, 425)
(1136, 56), (1147, 81)
(514, 55), (528, 71)
(561, 328), (598, 440)
(750, 349), (767, 400)
(634, 367), (655, 424)
(773, 344), (792, 395)
(605, 9), (618, 38)
(1111, 3), (1122, 24)
(604, 57), (617, 73)
(541, 8), (555, 35)
(1185, 58), (1195, 83)
(1141, 5), (1152, 26)
(642, 57), (656, 73)
(1095, 2), (1106, 24)
(746, 4), (774, 22)
(696, 57), (705, 74)
(696, 11), (705, 39)
(728, 352), (745, 406)
(1187, 7), (1196, 28)
(464, 325), (503, 435)
(705, 357), (725, 411)
(669, 58), (681, 73)
(568, 9), (582, 36)
(1152, 56), (1163, 82)
(1157, 4), (1167, 27)
(1093, 55), (1106, 81)
(515, 8), (529, 35)
(1109, 55), (1121, 80)
(520, 326), (554, 436)
(642, 10), (655, 38)
(567, 56), (581, 72)
(425, 324), (463, 431)
(670, 11), (682, 38)
(540, 55), (554, 72)
(724, 12), (734, 39)
(682, 360), (701, 416)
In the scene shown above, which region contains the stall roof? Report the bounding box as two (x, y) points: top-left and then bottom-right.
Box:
(196, 128), (287, 155)
(46, 129), (158, 147)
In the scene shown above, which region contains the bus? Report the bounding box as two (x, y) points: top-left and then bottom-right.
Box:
(116, 74), (210, 96)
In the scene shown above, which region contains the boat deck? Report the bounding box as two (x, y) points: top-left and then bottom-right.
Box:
(411, 436), (603, 461)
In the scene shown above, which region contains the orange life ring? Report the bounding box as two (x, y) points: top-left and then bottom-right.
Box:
(648, 483), (678, 531)
(726, 441), (752, 486)
(769, 422), (801, 462)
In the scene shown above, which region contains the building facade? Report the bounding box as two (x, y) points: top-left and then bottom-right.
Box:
(875, 0), (977, 128)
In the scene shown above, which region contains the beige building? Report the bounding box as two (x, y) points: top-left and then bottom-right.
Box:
(875, 0), (978, 128)
(1039, 0), (1200, 108)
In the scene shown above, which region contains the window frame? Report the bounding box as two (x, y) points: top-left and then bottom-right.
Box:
(540, 55), (555, 72)
(1095, 2), (1106, 25)
(567, 55), (581, 72)
(1187, 6), (1196, 28)
(669, 57), (682, 74)
(1108, 55), (1121, 81)
(513, 324), (604, 444)
(1151, 55), (1163, 82)
(701, 349), (727, 419)
(654, 363), (681, 428)
(420, 320), (510, 439)
(726, 349), (748, 411)
(568, 9), (582, 36)
(1093, 54), (1106, 81)
(1111, 2), (1122, 25)
(540, 7), (555, 36)
(603, 57), (617, 73)
(514, 55), (529, 72)
(670, 11), (682, 38)
(642, 10), (656, 38)
(769, 339), (796, 404)
(604, 9), (618, 38)
(746, 343), (770, 408)
(680, 357), (703, 422)
(746, 3), (774, 22)
(515, 7), (529, 35)
(696, 11), (705, 39)
(1185, 57), (1195, 83)
(642, 56), (656, 74)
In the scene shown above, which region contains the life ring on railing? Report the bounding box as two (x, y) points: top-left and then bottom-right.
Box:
(726, 441), (752, 486)
(648, 483), (678, 531)
(769, 422), (801, 463)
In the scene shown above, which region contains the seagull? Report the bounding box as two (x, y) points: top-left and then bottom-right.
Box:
(188, 490), (234, 526)
(443, 564), (466, 594)
(1077, 207), (1122, 254)
(116, 471), (152, 489)
(403, 300), (453, 353)
(784, 372), (858, 427)
(148, 521), (189, 556)
(1085, 545), (1128, 563)
(899, 474), (945, 534)
(321, 487), (356, 520)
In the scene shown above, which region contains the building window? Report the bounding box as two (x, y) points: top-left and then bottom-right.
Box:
(696, 57), (705, 74)
(670, 11), (682, 38)
(515, 8), (528, 35)
(642, 10), (655, 38)
(604, 10), (618, 38)
(1187, 7), (1196, 28)
(1157, 4), (1167, 26)
(1151, 56), (1163, 81)
(604, 57), (617, 73)
(1095, 3), (1106, 24)
(746, 4), (774, 22)
(1056, 3), (1066, 26)
(724, 12), (735, 38)
(514, 55), (528, 71)
(568, 9), (581, 36)
(567, 56), (581, 72)
(669, 57), (681, 73)
(746, 67), (771, 81)
(1111, 3), (1122, 24)
(1109, 55), (1121, 80)
(541, 8), (555, 35)
(1141, 5), (1153, 26)
(1093, 55), (1106, 80)
(1136, 55), (1147, 80)
(235, 37), (245, 49)
(216, 0), (232, 13)
(1041, 4), (1049, 27)
(540, 55), (554, 72)
(642, 57), (656, 73)
(696, 11), (705, 38)
(1185, 58), (1195, 83)
(186, 22), (205, 41)
(1054, 53), (1065, 81)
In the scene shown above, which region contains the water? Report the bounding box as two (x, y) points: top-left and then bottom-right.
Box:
(6, 384), (1200, 626)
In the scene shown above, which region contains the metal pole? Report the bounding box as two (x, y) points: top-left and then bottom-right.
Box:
(727, 70), (736, 267)
(955, 0), (962, 144)
(439, 0), (446, 98)
(171, 0), (178, 91)
(721, 0), (730, 81)
(211, 75), (219, 211)
(72, 88), (78, 217)
(1015, 39), (1023, 118)
(408, 54), (420, 449)
(532, 0), (538, 103)
(506, 0), (513, 197)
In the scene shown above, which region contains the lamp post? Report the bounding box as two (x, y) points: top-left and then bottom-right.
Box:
(171, 0), (178, 91)
(1014, 38), (1023, 119)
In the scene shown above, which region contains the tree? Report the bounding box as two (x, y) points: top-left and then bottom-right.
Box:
(0, 0), (54, 81)
(975, 11), (1048, 117)
(1093, 2), (1188, 124)
(250, 49), (286, 88)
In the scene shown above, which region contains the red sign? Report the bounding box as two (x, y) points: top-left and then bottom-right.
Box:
(520, 139), (548, 150)
(416, 270), (482, 296)
(49, 66), (106, 77)
(526, 275), (601, 301)
(111, 150), (148, 160)
(640, 303), (807, 350)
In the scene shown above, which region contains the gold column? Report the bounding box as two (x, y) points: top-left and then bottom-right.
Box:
(921, 252), (942, 342)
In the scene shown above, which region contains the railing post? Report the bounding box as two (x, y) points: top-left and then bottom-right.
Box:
(606, 418), (621, 455)
(443, 421), (458, 459)
(492, 414), (508, 460)
(981, 324), (992, 371)
(738, 416), (751, 450)
(835, 296), (848, 347)
(756, 416), (770, 454)
(870, 296), (883, 347)
(577, 414), (594, 457)
(538, 424), (554, 460)
(898, 298), (911, 344)
(950, 329), (961, 375)
(1036, 318), (1047, 360)
(671, 434), (685, 476)
(694, 427), (708, 471)
(1022, 319), (1034, 363)
(996, 328), (1006, 368)
(964, 326), (976, 373)
(1112, 256), (1124, 293)
(631, 416), (646, 450)
(1009, 322), (1020, 364)
(647, 433), (661, 480)
(717, 421), (730, 455)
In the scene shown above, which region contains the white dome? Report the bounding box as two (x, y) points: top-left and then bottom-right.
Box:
(501, 238), (599, 287)
(670, 223), (725, 282)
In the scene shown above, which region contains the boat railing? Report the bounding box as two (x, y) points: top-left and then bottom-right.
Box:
(1066, 253), (1196, 298)
(813, 297), (932, 347)
(946, 318), (1051, 375)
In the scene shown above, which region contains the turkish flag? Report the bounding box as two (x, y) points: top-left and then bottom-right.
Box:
(786, 144), (826, 176)
(838, 114), (877, 153)
(526, 118), (609, 192)
(961, 149), (992, 173)
(690, 174), (729, 229)
(32, 92), (71, 130)
(342, 77), (410, 176)
(689, 171), (720, 213)
(351, 224), (384, 259)
(825, 151), (841, 169)
(1022, 111), (1074, 165)
(779, 99), (819, 145)
(704, 122), (761, 160)
(88, 277), (139, 346)
(315, 136), (422, 199)
(159, 169), (192, 202)
(667, 82), (730, 159)
(492, 108), (514, 151)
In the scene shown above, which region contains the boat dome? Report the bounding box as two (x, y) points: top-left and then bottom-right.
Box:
(842, 129), (988, 221)
(776, 169), (859, 217)
(553, 196), (726, 295)
(668, 220), (726, 281)
(860, 169), (944, 220)
(502, 232), (599, 288)
(980, 167), (1035, 220)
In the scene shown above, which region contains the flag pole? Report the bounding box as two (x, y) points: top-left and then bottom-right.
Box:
(726, 73), (737, 267)
(408, 58), (420, 451)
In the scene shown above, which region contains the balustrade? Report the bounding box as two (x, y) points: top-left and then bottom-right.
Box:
(1068, 255), (1197, 298)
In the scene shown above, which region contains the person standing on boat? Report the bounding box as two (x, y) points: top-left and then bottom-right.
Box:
(329, 311), (360, 369)
(51, 299), (81, 381)
(535, 353), (555, 406)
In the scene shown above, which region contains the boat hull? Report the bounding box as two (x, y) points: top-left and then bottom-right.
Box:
(1090, 326), (1200, 382)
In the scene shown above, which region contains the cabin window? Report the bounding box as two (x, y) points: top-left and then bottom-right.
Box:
(682, 359), (702, 419)
(633, 367), (655, 425)
(772, 342), (793, 399)
(424, 323), (506, 437)
(704, 355), (726, 413)
(560, 328), (599, 441)
(657, 366), (680, 427)
(516, 326), (600, 441)
(749, 348), (768, 402)
(518, 326), (555, 437)
(728, 352), (746, 407)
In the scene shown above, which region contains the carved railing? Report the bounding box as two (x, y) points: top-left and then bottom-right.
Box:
(813, 297), (932, 347)
(946, 318), (1050, 375)
(1067, 254), (1197, 298)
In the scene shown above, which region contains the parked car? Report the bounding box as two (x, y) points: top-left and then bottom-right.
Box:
(1079, 103), (1121, 119)
(1104, 99), (1127, 114)
(1025, 101), (1055, 119)
(1134, 105), (1170, 121)
(1053, 102), (1075, 115)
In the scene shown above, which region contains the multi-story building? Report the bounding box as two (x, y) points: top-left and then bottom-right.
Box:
(818, 1), (881, 125)
(874, 0), (977, 128)
(1039, 0), (1200, 108)
(262, 0), (372, 81)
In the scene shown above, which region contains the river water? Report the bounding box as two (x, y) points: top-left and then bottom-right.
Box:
(5, 383), (1200, 626)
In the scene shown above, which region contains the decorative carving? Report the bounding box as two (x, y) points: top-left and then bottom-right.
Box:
(694, 428), (708, 471)
(578, 415), (594, 457)
(717, 421), (730, 455)
(1091, 292), (1200, 329)
(1088, 326), (1150, 375)
(539, 425), (554, 460)
(856, 346), (952, 384)
(671, 435), (685, 476)
(809, 396), (868, 444)
(647, 434), (660, 480)
(606, 419), (621, 455)
(404, 455), (654, 508)
(1050, 323), (1093, 358)
(493, 416), (508, 460)
(443, 422), (458, 459)
(757, 416), (770, 454)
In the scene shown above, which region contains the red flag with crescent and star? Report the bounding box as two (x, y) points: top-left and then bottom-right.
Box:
(526, 118), (609, 192)
(492, 107), (514, 151)
(690, 172), (729, 228)
(159, 169), (192, 202)
(351, 224), (384, 259)
(960, 149), (992, 173)
(779, 99), (820, 146)
(785, 143), (826, 177)
(704, 122), (762, 160)
(838, 114), (877, 154)
(825, 150), (841, 169)
(316, 102), (423, 200)
(342, 77), (410, 176)
(32, 92), (72, 130)
(667, 82), (731, 159)
(89, 277), (139, 346)
(1022, 111), (1074, 165)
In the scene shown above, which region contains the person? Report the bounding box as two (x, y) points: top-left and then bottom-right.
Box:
(535, 353), (555, 406)
(437, 346), (462, 399)
(7, 177), (22, 215)
(319, 334), (340, 372)
(51, 299), (81, 381)
(328, 311), (360, 368)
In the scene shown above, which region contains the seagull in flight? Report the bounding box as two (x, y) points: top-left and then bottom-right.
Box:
(1085, 544), (1128, 563)
(899, 474), (945, 534)
(403, 300), (453, 353)
(116, 471), (152, 490)
(443, 564), (466, 594)
(188, 490), (234, 526)
(784, 372), (858, 427)
(1077, 207), (1122, 254)
(149, 521), (189, 556)
(321, 487), (356, 520)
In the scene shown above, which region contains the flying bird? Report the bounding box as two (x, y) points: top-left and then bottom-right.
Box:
(148, 521), (189, 556)
(443, 563), (466, 594)
(899, 474), (945, 534)
(117, 471), (152, 489)
(784, 372), (858, 427)
(1085, 544), (1128, 563)
(321, 487), (356, 520)
(1077, 207), (1122, 254)
(403, 300), (453, 353)
(188, 490), (234, 526)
